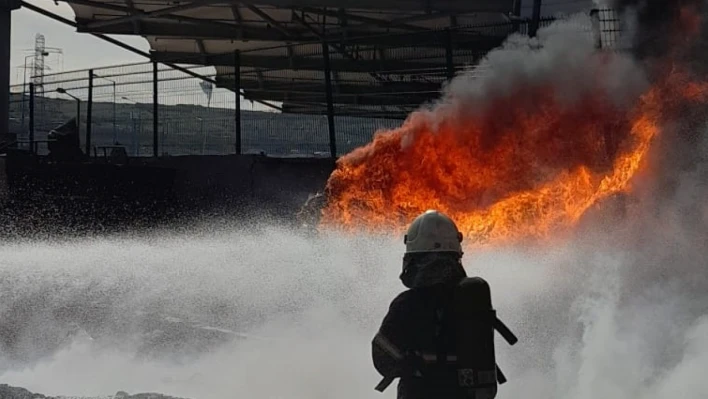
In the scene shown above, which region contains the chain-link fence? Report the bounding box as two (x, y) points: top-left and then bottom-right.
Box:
(8, 8), (623, 158)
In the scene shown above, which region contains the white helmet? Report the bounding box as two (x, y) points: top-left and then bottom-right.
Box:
(404, 210), (463, 255)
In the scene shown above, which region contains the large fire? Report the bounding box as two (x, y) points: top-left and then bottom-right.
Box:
(319, 49), (708, 246)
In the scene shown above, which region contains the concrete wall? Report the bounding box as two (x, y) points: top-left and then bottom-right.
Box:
(0, 152), (337, 236)
(0, 155), (7, 202)
(155, 155), (335, 217)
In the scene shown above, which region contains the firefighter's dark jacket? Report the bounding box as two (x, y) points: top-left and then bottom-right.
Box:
(372, 255), (468, 399)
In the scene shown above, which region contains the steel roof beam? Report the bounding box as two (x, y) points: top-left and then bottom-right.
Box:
(125, 0), (141, 33)
(60, 0), (128, 13)
(152, 51), (445, 72)
(280, 101), (412, 115)
(281, 105), (409, 119)
(292, 11), (398, 86)
(235, 0), (514, 13)
(77, 18), (508, 49)
(231, 5), (243, 22)
(230, 4), (245, 38)
(196, 38), (209, 64)
(298, 7), (428, 32)
(219, 78), (441, 95)
(388, 11), (456, 24)
(79, 18), (447, 43)
(243, 3), (298, 38)
(76, 18), (300, 40)
(68, 0), (270, 37)
(243, 90), (432, 106)
(85, 0), (221, 29)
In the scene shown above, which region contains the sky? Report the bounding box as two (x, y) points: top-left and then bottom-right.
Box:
(9, 0), (595, 85)
(10, 0), (148, 85)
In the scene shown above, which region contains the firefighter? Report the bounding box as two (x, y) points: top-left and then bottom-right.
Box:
(372, 210), (517, 399)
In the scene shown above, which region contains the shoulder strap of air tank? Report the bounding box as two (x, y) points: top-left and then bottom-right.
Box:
(434, 288), (454, 365)
(492, 316), (518, 346)
(492, 314), (517, 386)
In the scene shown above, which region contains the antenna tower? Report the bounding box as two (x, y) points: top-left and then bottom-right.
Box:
(33, 33), (46, 97)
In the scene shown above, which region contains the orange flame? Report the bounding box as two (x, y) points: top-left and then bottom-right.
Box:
(319, 59), (708, 247)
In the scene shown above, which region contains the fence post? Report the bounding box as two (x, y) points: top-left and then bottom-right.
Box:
(0, 5), (11, 141)
(76, 98), (81, 151)
(234, 50), (241, 155)
(512, 0), (522, 33)
(153, 61), (159, 158)
(322, 40), (337, 158)
(29, 82), (34, 154)
(445, 28), (455, 81)
(530, 0), (542, 37)
(590, 9), (602, 49)
(86, 69), (94, 156)
(21, 83), (26, 128)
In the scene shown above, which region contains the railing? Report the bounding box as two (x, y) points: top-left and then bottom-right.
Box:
(0, 140), (17, 154)
(7, 9), (623, 159)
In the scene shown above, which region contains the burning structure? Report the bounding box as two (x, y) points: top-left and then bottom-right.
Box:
(318, 2), (708, 248)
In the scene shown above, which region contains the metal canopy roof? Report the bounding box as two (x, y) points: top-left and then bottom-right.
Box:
(61, 0), (518, 117)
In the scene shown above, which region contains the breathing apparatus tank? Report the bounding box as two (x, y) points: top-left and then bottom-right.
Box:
(453, 276), (517, 399)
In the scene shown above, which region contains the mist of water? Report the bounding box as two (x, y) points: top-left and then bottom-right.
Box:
(1, 172), (707, 398)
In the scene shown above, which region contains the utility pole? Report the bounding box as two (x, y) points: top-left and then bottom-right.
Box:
(1, 0), (21, 139)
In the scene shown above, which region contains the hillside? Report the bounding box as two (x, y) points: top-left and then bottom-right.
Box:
(7, 94), (402, 157)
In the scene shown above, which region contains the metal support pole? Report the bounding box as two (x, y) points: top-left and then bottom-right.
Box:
(112, 81), (117, 144)
(512, 0), (522, 33)
(153, 61), (158, 157)
(86, 69), (94, 156)
(322, 40), (336, 159)
(76, 99), (81, 150)
(234, 50), (241, 155)
(513, 0), (521, 18)
(0, 4), (14, 139)
(28, 83), (34, 153)
(590, 9), (602, 49)
(445, 28), (455, 81)
(21, 57), (29, 128)
(530, 0), (542, 37)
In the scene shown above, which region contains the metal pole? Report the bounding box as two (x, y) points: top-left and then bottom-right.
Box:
(322, 40), (336, 159)
(530, 0), (543, 37)
(234, 50), (241, 155)
(513, 0), (521, 18)
(152, 61), (158, 157)
(590, 9), (602, 49)
(86, 69), (93, 156)
(445, 28), (455, 81)
(162, 121), (167, 155)
(112, 81), (117, 144)
(76, 99), (81, 152)
(512, 0), (522, 33)
(29, 82), (34, 154)
(21, 55), (30, 128)
(0, 3), (13, 139)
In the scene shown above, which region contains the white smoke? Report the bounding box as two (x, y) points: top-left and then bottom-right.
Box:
(429, 13), (648, 125)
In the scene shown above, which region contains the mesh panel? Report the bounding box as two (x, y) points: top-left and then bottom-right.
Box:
(18, 11), (626, 158)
